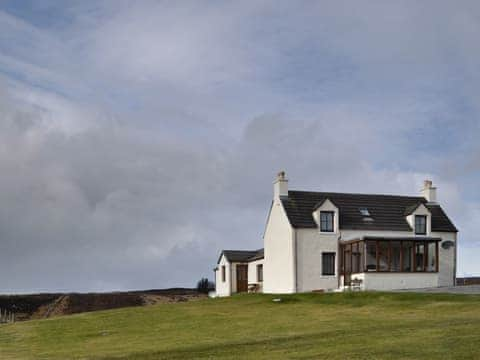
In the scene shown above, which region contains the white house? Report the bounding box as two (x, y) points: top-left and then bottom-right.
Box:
(214, 172), (458, 296)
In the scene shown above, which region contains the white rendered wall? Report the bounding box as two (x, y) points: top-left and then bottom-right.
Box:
(263, 200), (295, 293)
(248, 259), (264, 283)
(296, 228), (339, 292)
(349, 272), (439, 290)
(248, 259), (264, 292)
(432, 231), (456, 286)
(215, 255), (231, 297)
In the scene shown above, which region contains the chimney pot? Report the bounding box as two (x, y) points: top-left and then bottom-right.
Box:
(421, 179), (437, 203)
(273, 170), (288, 200)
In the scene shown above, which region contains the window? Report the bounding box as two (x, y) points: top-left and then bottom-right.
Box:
(342, 239), (438, 273)
(351, 243), (359, 273)
(257, 264), (263, 282)
(358, 242), (364, 273)
(359, 208), (370, 216)
(344, 246), (351, 274)
(402, 241), (414, 272)
(341, 241), (366, 274)
(322, 252), (335, 276)
(352, 242), (364, 273)
(221, 265), (226, 282)
(378, 241), (389, 271)
(415, 243), (425, 271)
(427, 242), (437, 272)
(415, 215), (427, 235)
(320, 211), (334, 232)
(339, 245), (344, 274)
(391, 241), (401, 272)
(366, 241), (377, 271)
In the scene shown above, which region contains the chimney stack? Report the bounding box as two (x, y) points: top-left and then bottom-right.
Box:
(421, 179), (437, 203)
(273, 171), (288, 200)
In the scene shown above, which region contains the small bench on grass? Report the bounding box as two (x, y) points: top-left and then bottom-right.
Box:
(248, 284), (260, 293)
(350, 278), (363, 291)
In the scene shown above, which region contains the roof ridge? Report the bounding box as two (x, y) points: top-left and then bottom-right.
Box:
(288, 189), (425, 199)
(222, 249), (258, 252)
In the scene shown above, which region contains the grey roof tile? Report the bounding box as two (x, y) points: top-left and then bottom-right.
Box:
(282, 190), (457, 232)
(218, 249), (264, 264)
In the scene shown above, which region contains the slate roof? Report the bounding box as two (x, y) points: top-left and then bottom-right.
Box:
(249, 248), (264, 261)
(218, 249), (264, 264)
(404, 202), (424, 216)
(282, 190), (457, 232)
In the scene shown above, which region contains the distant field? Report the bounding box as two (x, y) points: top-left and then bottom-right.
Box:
(0, 292), (479, 359)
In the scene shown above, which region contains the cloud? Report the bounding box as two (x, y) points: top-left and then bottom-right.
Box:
(0, 86), (226, 292)
(0, 1), (479, 292)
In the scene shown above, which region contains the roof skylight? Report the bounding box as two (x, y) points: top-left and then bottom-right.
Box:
(359, 208), (370, 216)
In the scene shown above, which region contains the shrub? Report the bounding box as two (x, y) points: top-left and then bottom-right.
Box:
(196, 278), (214, 294)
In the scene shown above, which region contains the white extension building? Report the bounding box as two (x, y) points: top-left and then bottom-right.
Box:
(214, 172), (458, 296)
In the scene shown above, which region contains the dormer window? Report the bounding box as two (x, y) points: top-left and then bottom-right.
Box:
(415, 215), (427, 235)
(320, 211), (334, 232)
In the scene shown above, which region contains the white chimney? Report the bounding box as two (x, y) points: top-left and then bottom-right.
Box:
(421, 179), (437, 203)
(274, 171), (288, 200)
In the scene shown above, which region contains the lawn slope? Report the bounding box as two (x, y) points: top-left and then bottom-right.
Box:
(0, 292), (479, 359)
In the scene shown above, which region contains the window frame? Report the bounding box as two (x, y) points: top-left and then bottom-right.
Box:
(359, 208), (370, 216)
(366, 240), (377, 272)
(322, 252), (336, 276)
(221, 265), (226, 282)
(257, 264), (263, 282)
(341, 239), (438, 274)
(415, 215), (427, 235)
(320, 211), (335, 233)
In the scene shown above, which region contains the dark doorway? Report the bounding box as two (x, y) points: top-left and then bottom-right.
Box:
(236, 265), (248, 293)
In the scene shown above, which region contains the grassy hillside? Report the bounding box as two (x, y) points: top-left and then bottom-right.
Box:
(0, 292), (479, 359)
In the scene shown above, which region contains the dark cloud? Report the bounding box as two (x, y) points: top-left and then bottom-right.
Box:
(0, 1), (480, 292)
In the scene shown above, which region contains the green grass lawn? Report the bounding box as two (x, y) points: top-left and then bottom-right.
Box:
(0, 292), (479, 359)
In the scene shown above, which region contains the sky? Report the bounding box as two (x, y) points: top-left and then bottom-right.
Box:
(0, 0), (479, 293)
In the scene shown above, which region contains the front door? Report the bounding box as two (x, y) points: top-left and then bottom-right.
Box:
(236, 264), (248, 293)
